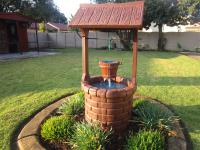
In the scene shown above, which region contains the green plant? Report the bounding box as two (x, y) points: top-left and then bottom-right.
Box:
(134, 100), (174, 132)
(58, 92), (84, 116)
(125, 129), (165, 150)
(195, 47), (200, 52)
(41, 115), (74, 142)
(177, 42), (182, 50)
(39, 21), (46, 32)
(70, 122), (112, 150)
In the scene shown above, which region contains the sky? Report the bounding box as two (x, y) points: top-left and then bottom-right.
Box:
(54, 0), (91, 19)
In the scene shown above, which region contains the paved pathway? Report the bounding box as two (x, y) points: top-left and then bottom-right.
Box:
(0, 51), (59, 62)
(180, 52), (200, 61)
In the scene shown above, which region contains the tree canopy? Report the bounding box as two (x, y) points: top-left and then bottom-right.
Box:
(0, 0), (67, 23)
(92, 0), (200, 50)
(179, 0), (200, 23)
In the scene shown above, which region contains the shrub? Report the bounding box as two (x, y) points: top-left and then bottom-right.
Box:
(125, 129), (165, 150)
(70, 122), (112, 150)
(134, 100), (174, 132)
(58, 92), (84, 116)
(41, 116), (74, 142)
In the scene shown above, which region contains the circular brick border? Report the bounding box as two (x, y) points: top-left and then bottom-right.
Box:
(16, 94), (190, 150)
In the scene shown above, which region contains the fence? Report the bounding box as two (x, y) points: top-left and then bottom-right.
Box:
(28, 31), (200, 51)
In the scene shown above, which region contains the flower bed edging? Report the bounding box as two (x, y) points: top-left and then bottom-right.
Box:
(152, 100), (187, 150)
(134, 95), (190, 150)
(17, 95), (189, 150)
(17, 95), (74, 150)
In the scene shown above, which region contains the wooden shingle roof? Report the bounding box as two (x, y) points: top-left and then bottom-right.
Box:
(69, 1), (144, 29)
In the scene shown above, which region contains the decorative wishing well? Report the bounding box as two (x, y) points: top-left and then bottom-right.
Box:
(69, 1), (144, 132)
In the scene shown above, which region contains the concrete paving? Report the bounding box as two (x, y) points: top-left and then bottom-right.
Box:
(180, 52), (200, 61)
(0, 51), (59, 62)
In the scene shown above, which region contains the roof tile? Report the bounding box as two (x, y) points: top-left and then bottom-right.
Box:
(69, 1), (144, 29)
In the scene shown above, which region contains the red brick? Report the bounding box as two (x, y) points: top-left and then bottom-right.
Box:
(87, 110), (98, 120)
(82, 83), (92, 94)
(85, 114), (92, 122)
(98, 102), (125, 109)
(90, 96), (107, 103)
(86, 99), (98, 107)
(97, 88), (107, 98)
(106, 89), (126, 98)
(85, 103), (92, 111)
(85, 93), (91, 99)
(91, 107), (106, 114)
(107, 108), (124, 115)
(101, 114), (115, 122)
(126, 87), (134, 97)
(106, 120), (122, 126)
(106, 98), (124, 103)
(89, 87), (98, 96)
(99, 113), (129, 122)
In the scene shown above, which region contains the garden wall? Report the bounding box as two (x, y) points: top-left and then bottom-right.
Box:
(28, 31), (200, 51)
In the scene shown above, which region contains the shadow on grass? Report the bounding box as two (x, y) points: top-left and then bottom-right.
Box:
(139, 77), (200, 86)
(140, 50), (180, 59)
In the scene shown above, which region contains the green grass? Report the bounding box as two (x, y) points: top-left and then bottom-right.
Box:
(58, 92), (84, 116)
(134, 100), (174, 133)
(41, 115), (74, 142)
(70, 122), (111, 150)
(125, 129), (164, 150)
(0, 48), (200, 149)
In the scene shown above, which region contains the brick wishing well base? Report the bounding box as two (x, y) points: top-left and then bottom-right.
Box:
(82, 76), (136, 133)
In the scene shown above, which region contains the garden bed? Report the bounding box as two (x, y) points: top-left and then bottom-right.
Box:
(17, 93), (188, 150)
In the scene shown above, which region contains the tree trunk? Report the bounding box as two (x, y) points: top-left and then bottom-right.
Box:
(158, 24), (163, 50)
(116, 30), (133, 51)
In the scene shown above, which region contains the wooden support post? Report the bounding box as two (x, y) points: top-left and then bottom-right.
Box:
(132, 29), (138, 86)
(81, 29), (89, 81)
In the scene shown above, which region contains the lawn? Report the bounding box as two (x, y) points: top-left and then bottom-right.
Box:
(0, 48), (200, 150)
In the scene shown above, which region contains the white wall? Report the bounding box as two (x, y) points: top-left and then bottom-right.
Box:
(28, 31), (200, 51)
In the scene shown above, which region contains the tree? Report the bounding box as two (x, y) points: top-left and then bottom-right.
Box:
(179, 0), (200, 23)
(39, 21), (46, 32)
(0, 0), (67, 23)
(93, 0), (189, 50)
(143, 0), (188, 50)
(0, 0), (21, 12)
(49, 8), (68, 24)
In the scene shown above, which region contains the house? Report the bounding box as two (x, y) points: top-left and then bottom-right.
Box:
(0, 13), (34, 53)
(28, 22), (68, 32)
(47, 22), (68, 32)
(142, 22), (200, 32)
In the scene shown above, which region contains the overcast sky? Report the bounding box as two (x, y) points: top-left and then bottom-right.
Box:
(54, 0), (91, 19)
